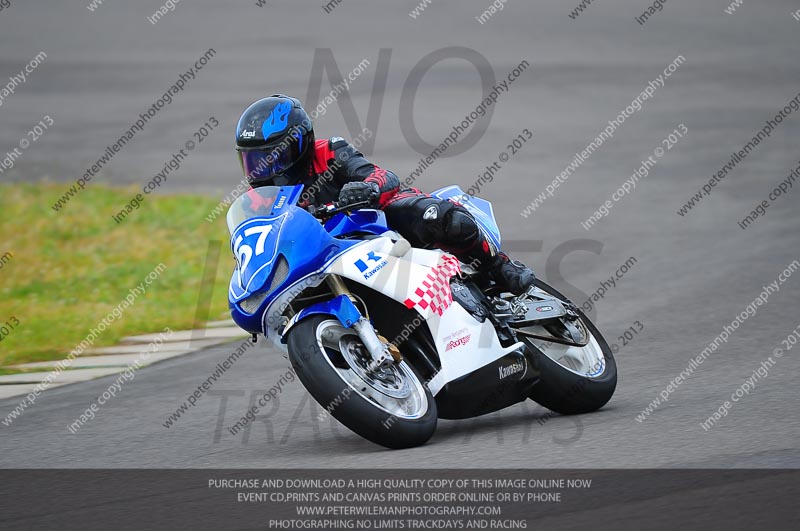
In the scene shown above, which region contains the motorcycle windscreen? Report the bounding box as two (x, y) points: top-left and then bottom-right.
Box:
(225, 185), (304, 235)
(430, 185), (501, 249)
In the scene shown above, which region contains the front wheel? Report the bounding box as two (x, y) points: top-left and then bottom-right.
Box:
(521, 279), (618, 415)
(287, 315), (438, 449)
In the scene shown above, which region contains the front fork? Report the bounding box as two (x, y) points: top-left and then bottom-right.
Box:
(326, 275), (401, 368)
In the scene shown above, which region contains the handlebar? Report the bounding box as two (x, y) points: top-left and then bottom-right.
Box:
(307, 200), (372, 219)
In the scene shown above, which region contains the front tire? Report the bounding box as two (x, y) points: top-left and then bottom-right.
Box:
(287, 315), (438, 449)
(523, 279), (618, 415)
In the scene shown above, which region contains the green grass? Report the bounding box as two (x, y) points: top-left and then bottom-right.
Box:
(0, 183), (233, 366)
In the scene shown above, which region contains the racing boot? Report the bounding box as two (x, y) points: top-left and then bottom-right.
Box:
(483, 252), (535, 295)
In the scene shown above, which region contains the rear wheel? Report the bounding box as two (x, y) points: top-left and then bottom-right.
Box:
(520, 279), (617, 414)
(287, 315), (438, 449)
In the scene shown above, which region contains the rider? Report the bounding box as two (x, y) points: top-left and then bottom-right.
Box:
(234, 94), (535, 295)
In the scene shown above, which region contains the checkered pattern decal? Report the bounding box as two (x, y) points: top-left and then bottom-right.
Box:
(403, 255), (461, 316)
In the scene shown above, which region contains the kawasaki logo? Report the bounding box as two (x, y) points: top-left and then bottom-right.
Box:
(445, 335), (471, 351)
(499, 360), (525, 379)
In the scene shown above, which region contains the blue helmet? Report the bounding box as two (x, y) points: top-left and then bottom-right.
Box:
(235, 94), (315, 187)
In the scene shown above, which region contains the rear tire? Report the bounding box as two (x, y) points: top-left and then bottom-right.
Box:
(287, 315), (438, 449)
(524, 279), (617, 415)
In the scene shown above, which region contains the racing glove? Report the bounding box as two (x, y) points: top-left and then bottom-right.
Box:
(338, 181), (380, 208)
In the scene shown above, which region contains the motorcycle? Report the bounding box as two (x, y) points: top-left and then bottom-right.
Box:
(226, 184), (617, 449)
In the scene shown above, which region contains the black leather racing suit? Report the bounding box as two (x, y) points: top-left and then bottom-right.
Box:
(299, 137), (498, 269)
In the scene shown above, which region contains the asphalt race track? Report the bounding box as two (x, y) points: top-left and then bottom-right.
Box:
(2, 0), (799, 472)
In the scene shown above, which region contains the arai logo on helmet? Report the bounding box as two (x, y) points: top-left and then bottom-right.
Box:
(241, 130), (256, 139)
(262, 101), (293, 139)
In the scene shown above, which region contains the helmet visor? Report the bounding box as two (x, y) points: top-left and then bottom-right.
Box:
(238, 130), (305, 186)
